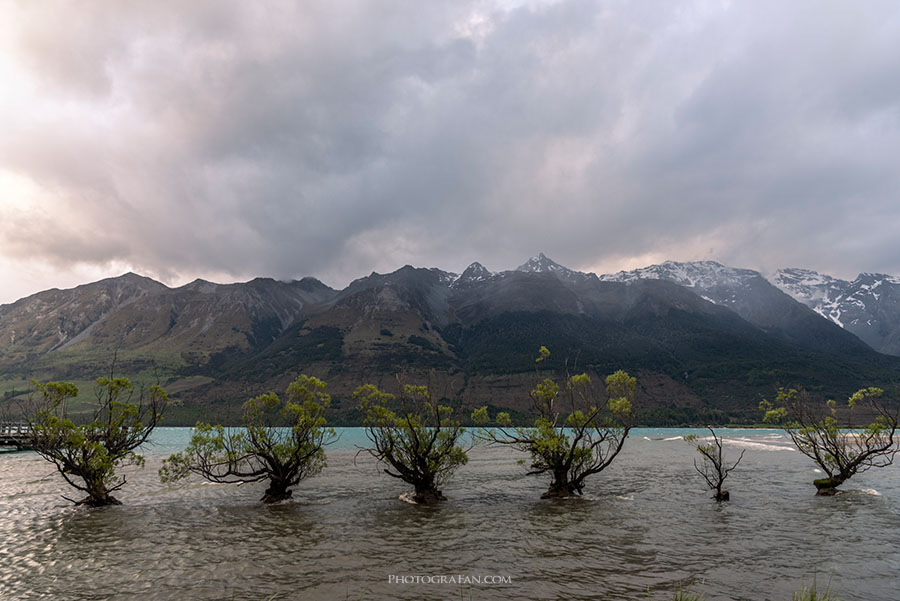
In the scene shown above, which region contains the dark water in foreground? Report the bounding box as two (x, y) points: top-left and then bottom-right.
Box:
(1, 428), (899, 601)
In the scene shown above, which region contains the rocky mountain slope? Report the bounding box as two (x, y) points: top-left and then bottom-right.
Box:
(773, 268), (900, 355)
(0, 273), (167, 362)
(0, 274), (336, 368)
(191, 256), (900, 422)
(599, 261), (871, 356)
(3, 255), (899, 424)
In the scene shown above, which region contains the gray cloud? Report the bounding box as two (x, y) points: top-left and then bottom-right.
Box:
(1, 0), (900, 302)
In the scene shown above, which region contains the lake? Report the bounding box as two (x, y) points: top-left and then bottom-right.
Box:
(1, 428), (898, 600)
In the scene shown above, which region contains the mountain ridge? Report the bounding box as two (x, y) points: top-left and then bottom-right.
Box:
(774, 267), (900, 355)
(3, 256), (900, 425)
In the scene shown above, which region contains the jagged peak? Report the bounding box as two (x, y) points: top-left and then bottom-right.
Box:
(516, 252), (569, 273)
(451, 262), (494, 288)
(462, 261), (491, 276)
(511, 253), (598, 286)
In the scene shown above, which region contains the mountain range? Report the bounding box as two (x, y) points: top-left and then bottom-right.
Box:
(773, 268), (900, 356)
(3, 255), (900, 425)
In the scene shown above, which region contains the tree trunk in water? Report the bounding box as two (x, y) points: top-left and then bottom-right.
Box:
(412, 484), (445, 505)
(713, 489), (730, 502)
(76, 481), (122, 506)
(541, 478), (580, 499)
(77, 493), (122, 507)
(814, 476), (845, 496)
(261, 480), (293, 504)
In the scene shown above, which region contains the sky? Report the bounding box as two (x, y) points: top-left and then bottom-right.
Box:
(1, 0), (899, 304)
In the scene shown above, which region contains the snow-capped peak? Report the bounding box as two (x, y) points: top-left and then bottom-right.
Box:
(772, 268), (846, 302)
(600, 260), (760, 290)
(451, 262), (494, 288)
(771, 268), (900, 342)
(771, 268), (849, 324)
(514, 253), (593, 284)
(857, 272), (900, 285)
(464, 261), (491, 277)
(516, 253), (567, 274)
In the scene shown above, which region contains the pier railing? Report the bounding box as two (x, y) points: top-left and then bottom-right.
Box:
(0, 422), (33, 450)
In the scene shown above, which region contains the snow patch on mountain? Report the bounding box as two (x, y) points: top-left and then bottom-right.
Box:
(451, 262), (494, 288)
(599, 261), (763, 308)
(514, 253), (593, 284)
(773, 268), (850, 326)
(773, 268), (900, 354)
(517, 253), (568, 274)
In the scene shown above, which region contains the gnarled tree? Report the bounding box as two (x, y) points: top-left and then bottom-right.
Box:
(29, 376), (169, 506)
(160, 375), (334, 503)
(473, 347), (636, 499)
(761, 387), (899, 495)
(684, 427), (745, 501)
(355, 380), (468, 505)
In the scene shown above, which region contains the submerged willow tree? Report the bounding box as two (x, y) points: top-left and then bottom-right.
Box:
(473, 346), (636, 498)
(160, 375), (334, 503)
(683, 427), (745, 501)
(761, 386), (899, 495)
(29, 376), (169, 506)
(355, 379), (468, 505)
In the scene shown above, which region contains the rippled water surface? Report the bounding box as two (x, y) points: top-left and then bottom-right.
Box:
(2, 428), (899, 600)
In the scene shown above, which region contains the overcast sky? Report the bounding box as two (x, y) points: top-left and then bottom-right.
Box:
(1, 0), (899, 303)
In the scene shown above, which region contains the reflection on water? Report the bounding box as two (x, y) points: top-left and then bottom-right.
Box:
(1, 429), (899, 600)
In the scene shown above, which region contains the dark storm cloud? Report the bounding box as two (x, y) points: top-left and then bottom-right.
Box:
(1, 0), (899, 298)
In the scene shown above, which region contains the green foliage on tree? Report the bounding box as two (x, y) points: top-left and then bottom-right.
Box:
(472, 347), (636, 498)
(683, 427), (744, 501)
(29, 376), (169, 506)
(160, 375), (334, 503)
(355, 378), (468, 505)
(761, 386), (899, 495)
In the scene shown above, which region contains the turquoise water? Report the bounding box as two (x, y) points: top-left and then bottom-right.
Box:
(2, 428), (899, 600)
(150, 428), (768, 453)
(145, 426), (783, 451)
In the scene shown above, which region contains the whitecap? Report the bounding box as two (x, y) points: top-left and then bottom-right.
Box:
(856, 488), (881, 496)
(398, 492), (418, 505)
(727, 438), (795, 452)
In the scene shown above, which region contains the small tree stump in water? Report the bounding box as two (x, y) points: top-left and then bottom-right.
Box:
(814, 478), (840, 496)
(412, 488), (446, 505)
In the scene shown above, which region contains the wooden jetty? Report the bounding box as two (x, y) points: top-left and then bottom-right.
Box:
(0, 422), (33, 451)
